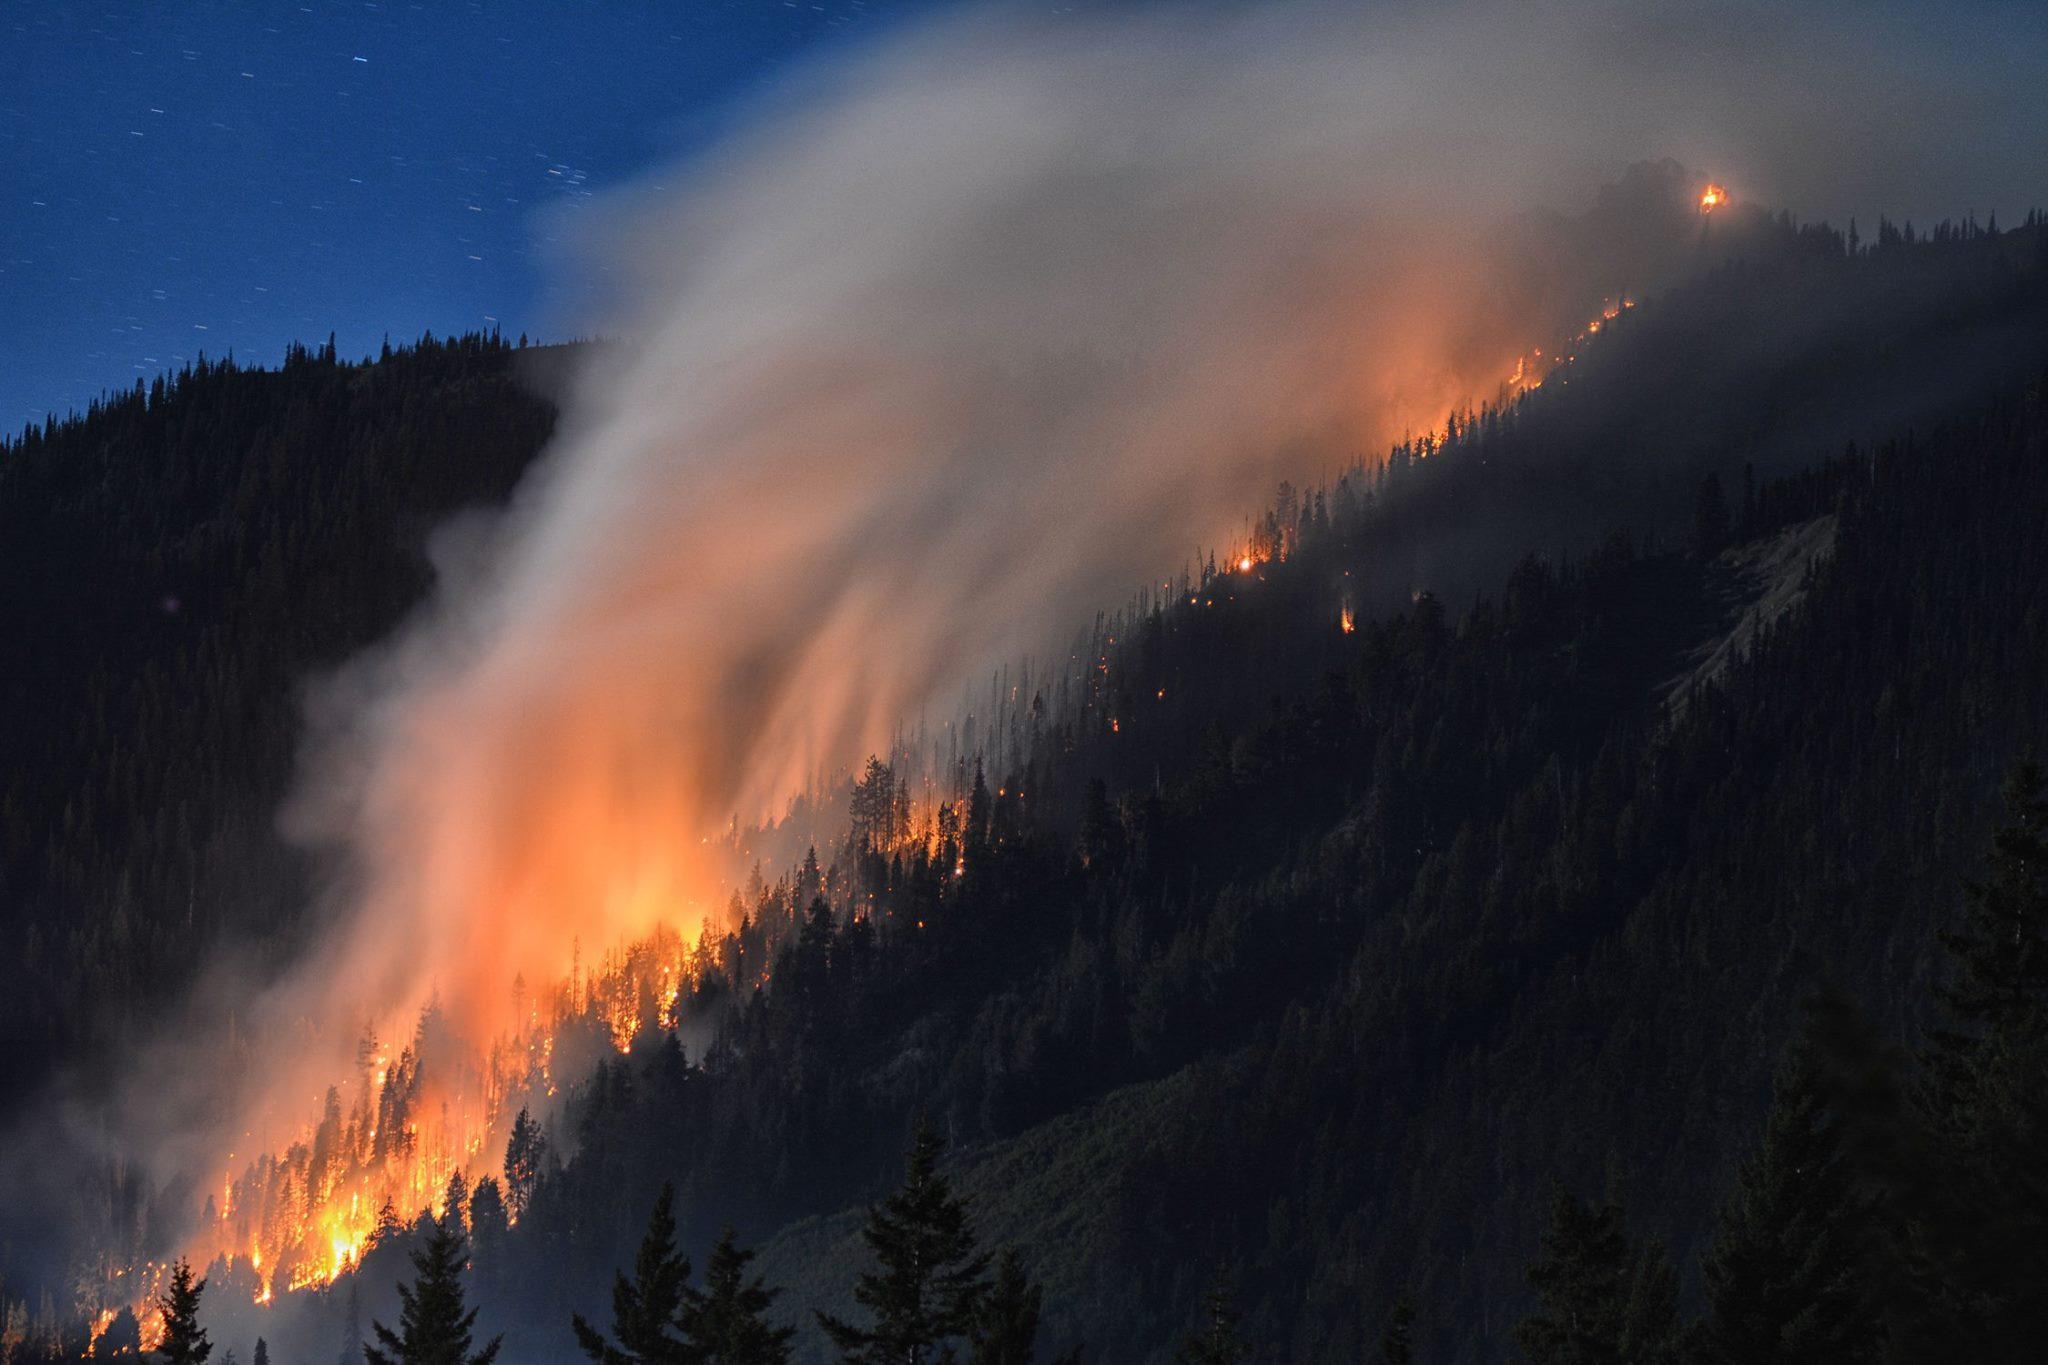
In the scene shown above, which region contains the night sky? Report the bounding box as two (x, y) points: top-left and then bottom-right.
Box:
(0, 0), (956, 430)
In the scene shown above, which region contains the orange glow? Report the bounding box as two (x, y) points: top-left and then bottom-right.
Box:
(1700, 183), (1726, 211)
(1505, 298), (1632, 391)
(101, 134), (1710, 1332)
(97, 920), (712, 1320)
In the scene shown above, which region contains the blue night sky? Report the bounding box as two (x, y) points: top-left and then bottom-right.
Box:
(0, 0), (960, 429)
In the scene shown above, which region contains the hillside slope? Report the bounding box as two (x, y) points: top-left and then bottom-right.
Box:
(741, 373), (2047, 1362)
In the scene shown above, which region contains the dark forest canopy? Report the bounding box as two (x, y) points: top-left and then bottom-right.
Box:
(1, 210), (2047, 1362)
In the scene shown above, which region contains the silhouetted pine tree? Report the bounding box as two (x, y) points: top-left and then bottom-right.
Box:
(365, 1220), (501, 1365)
(155, 1258), (212, 1365)
(253, 1339), (271, 1365)
(1915, 760), (2048, 1360)
(1513, 1190), (1678, 1365)
(1697, 1032), (1872, 1364)
(818, 1120), (990, 1364)
(573, 1184), (692, 1365)
(443, 1171), (470, 1237)
(1925, 760), (2048, 1125)
(504, 1107), (546, 1222)
(968, 1249), (1045, 1365)
(469, 1175), (510, 1296)
(681, 1226), (793, 1365)
(1174, 1268), (1248, 1365)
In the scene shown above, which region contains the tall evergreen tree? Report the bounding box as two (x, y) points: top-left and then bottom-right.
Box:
(1173, 1267), (1248, 1365)
(469, 1177), (510, 1269)
(818, 1120), (990, 1364)
(155, 1257), (212, 1365)
(1513, 1190), (1677, 1365)
(1930, 761), (2048, 1067)
(573, 1185), (693, 1365)
(1698, 1036), (1871, 1364)
(503, 1107), (546, 1223)
(442, 1171), (470, 1237)
(364, 1219), (501, 1365)
(253, 1340), (271, 1365)
(1915, 761), (2048, 1360)
(681, 1226), (793, 1365)
(968, 1250), (1043, 1365)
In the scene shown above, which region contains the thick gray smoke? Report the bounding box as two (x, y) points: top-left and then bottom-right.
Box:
(195, 0), (2048, 1177)
(29, 0), (2046, 1293)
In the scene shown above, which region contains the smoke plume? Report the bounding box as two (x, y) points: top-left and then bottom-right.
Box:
(65, 0), (2048, 1243)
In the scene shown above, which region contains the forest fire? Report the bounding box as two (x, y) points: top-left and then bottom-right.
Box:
(93, 922), (713, 1327)
(1700, 183), (1727, 211)
(1506, 298), (1633, 391)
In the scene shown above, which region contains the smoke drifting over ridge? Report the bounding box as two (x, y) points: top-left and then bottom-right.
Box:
(98, 0), (2048, 1215)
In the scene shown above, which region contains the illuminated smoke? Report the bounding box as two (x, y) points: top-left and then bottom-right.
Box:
(75, 0), (2048, 1265)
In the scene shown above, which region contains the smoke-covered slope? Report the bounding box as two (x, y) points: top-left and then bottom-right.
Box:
(0, 335), (562, 1307)
(426, 218), (2046, 1364)
(747, 370), (2048, 1361)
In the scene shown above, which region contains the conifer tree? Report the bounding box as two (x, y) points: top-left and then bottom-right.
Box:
(155, 1257), (212, 1365)
(966, 761), (992, 855)
(469, 1177), (510, 1264)
(968, 1250), (1043, 1365)
(97, 1307), (143, 1357)
(253, 1339), (271, 1365)
(1915, 760), (2048, 1360)
(1513, 1189), (1678, 1365)
(573, 1184), (694, 1365)
(443, 1171), (470, 1236)
(365, 1219), (501, 1365)
(1174, 1267), (1248, 1365)
(1924, 760), (2048, 1124)
(681, 1226), (793, 1364)
(504, 1108), (546, 1222)
(818, 1120), (990, 1364)
(1698, 1039), (1870, 1364)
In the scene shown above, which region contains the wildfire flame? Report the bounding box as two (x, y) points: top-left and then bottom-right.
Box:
(1699, 183), (1726, 212)
(93, 921), (714, 1323)
(1505, 298), (1631, 391)
(88, 1309), (116, 1355)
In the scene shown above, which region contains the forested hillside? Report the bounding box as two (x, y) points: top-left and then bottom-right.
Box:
(3, 212), (2047, 1363)
(0, 334), (561, 1104)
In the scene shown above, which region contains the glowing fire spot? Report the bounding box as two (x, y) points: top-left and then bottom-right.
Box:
(1236, 555), (1254, 573)
(1340, 607), (1355, 634)
(1700, 183), (1726, 212)
(89, 1309), (117, 1354)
